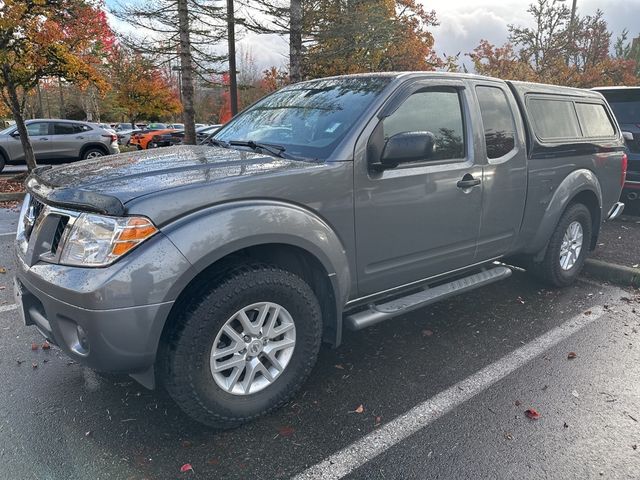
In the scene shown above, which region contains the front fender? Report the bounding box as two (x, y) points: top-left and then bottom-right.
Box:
(526, 168), (602, 257)
(160, 199), (351, 309)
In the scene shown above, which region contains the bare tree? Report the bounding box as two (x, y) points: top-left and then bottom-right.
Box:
(112, 0), (228, 143)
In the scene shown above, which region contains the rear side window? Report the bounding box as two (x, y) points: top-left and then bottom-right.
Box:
(52, 123), (76, 135)
(527, 98), (581, 141)
(383, 88), (465, 161)
(476, 86), (516, 159)
(575, 103), (615, 137)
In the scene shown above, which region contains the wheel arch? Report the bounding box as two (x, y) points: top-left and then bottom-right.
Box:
(158, 201), (352, 348)
(79, 142), (109, 159)
(527, 169), (603, 260)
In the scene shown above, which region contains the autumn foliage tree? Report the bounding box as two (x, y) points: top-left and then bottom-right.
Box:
(0, 0), (113, 171)
(469, 0), (639, 88)
(304, 0), (441, 77)
(110, 48), (181, 128)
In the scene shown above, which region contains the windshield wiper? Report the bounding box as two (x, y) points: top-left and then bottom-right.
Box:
(228, 140), (288, 159)
(205, 137), (230, 148)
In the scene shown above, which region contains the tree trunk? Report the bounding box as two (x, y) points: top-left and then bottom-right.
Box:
(290, 0), (303, 83)
(177, 0), (196, 144)
(58, 77), (65, 118)
(4, 80), (37, 171)
(227, 0), (239, 116)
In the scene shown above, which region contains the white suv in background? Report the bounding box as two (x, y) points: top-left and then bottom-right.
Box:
(0, 119), (119, 172)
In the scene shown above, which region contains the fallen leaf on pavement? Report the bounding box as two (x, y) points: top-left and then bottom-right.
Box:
(514, 400), (521, 406)
(422, 329), (434, 337)
(334, 364), (345, 370)
(571, 390), (579, 398)
(516, 296), (525, 304)
(375, 416), (382, 426)
(504, 432), (513, 440)
(31, 342), (38, 351)
(352, 404), (365, 414)
(180, 464), (194, 473)
(567, 352), (577, 359)
(41, 341), (51, 350)
(0, 267), (6, 274)
(525, 408), (541, 420)
(278, 426), (295, 437)
(85, 431), (92, 437)
(584, 310), (592, 315)
(31, 362), (38, 369)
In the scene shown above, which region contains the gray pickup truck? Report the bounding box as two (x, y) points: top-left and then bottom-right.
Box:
(14, 72), (626, 428)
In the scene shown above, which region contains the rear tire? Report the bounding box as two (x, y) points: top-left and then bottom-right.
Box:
(159, 264), (322, 428)
(82, 147), (105, 160)
(530, 203), (592, 287)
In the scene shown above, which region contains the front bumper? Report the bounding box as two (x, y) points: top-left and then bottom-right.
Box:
(14, 272), (173, 374)
(13, 203), (194, 380)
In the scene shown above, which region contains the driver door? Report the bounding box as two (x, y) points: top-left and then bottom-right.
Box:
(354, 81), (483, 296)
(6, 122), (52, 161)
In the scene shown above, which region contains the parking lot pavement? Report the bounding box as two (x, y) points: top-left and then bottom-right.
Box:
(1, 231), (639, 479)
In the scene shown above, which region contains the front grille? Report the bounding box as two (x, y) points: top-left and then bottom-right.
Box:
(51, 216), (69, 254)
(24, 196), (45, 241)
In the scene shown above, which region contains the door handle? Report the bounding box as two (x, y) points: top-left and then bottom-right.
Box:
(38, 137), (49, 141)
(457, 176), (481, 189)
(76, 136), (84, 139)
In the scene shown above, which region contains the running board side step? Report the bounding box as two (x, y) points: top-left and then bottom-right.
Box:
(345, 266), (512, 331)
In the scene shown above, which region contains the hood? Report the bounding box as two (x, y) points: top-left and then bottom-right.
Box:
(26, 145), (321, 215)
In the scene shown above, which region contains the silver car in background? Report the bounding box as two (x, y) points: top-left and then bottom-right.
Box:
(0, 119), (119, 172)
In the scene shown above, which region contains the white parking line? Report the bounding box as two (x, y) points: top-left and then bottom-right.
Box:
(0, 231), (16, 238)
(294, 307), (604, 480)
(0, 304), (18, 314)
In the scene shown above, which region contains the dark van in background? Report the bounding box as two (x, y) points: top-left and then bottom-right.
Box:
(593, 87), (640, 204)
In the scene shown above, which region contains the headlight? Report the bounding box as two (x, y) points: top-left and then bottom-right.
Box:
(60, 213), (158, 267)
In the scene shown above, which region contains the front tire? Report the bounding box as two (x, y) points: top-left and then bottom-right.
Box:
(160, 264), (322, 428)
(530, 203), (592, 287)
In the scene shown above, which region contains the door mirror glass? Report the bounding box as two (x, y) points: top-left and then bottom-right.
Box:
(380, 131), (435, 167)
(10, 130), (19, 138)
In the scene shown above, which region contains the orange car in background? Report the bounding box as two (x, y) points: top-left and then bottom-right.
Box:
(130, 128), (180, 150)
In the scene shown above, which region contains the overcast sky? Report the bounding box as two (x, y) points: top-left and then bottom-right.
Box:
(107, 0), (640, 71)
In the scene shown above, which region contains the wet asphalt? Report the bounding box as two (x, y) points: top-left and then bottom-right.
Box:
(0, 209), (639, 480)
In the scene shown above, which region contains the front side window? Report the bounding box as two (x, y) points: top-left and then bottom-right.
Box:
(528, 98), (581, 140)
(26, 122), (49, 136)
(575, 103), (615, 138)
(382, 88), (465, 161)
(214, 77), (392, 161)
(476, 86), (516, 159)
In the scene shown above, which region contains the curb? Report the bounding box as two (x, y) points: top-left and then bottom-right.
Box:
(584, 258), (640, 288)
(0, 192), (25, 202)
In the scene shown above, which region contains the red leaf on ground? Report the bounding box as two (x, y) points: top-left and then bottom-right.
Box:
(354, 404), (365, 414)
(41, 341), (51, 350)
(278, 426), (295, 437)
(31, 342), (38, 351)
(180, 463), (193, 473)
(525, 408), (541, 420)
(567, 352), (577, 359)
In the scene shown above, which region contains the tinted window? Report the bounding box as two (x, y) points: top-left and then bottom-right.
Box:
(575, 103), (615, 137)
(383, 88), (465, 161)
(52, 123), (76, 135)
(528, 98), (581, 140)
(476, 86), (516, 159)
(598, 90), (640, 124)
(26, 123), (49, 136)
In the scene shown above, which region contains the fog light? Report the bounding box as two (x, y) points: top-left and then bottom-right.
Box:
(77, 325), (89, 351)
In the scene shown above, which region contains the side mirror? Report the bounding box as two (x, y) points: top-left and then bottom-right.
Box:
(379, 131), (435, 168)
(10, 130), (20, 138)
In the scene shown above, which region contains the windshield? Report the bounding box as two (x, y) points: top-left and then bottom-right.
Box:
(599, 90), (640, 124)
(214, 77), (393, 160)
(0, 125), (16, 135)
